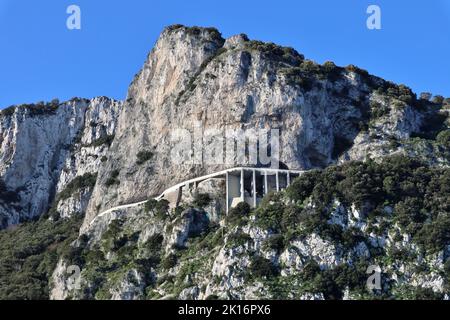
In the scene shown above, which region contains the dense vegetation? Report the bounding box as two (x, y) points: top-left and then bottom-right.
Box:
(0, 156), (448, 300)
(0, 215), (83, 299)
(86, 155), (449, 300)
(0, 100), (62, 117)
(282, 155), (450, 253)
(248, 155), (450, 299)
(164, 155), (449, 299)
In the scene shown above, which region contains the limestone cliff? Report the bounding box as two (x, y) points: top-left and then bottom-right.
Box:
(0, 97), (121, 227)
(1, 25), (448, 230)
(82, 25), (449, 231)
(0, 25), (449, 301)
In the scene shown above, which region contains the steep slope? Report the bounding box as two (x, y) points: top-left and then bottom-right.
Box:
(50, 156), (450, 300)
(0, 25), (448, 230)
(0, 25), (449, 300)
(0, 97), (121, 228)
(83, 25), (449, 230)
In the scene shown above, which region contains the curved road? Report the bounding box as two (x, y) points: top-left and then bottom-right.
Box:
(89, 167), (306, 226)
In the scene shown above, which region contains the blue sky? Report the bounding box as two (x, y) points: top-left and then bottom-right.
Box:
(1, 0), (449, 108)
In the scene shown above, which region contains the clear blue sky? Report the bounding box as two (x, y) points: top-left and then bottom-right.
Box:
(1, 0), (449, 108)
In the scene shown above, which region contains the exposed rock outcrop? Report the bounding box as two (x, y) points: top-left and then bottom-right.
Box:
(0, 97), (121, 227)
(0, 25), (449, 301)
(83, 25), (448, 231)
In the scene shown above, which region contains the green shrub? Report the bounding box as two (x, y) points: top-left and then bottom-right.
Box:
(396, 286), (444, 300)
(254, 193), (286, 231)
(413, 112), (448, 140)
(155, 199), (170, 217)
(281, 155), (449, 253)
(85, 135), (115, 148)
(280, 67), (314, 90)
(84, 250), (106, 267)
(226, 202), (250, 226)
(101, 219), (126, 252)
(322, 61), (337, 72)
(105, 170), (120, 187)
(341, 227), (366, 249)
(322, 61), (341, 81)
(345, 64), (369, 78)
(436, 130), (450, 149)
(227, 231), (252, 247)
(249, 256), (278, 279)
(413, 213), (450, 253)
(230, 202), (251, 215)
(144, 199), (169, 219)
(61, 244), (85, 266)
(58, 173), (98, 201)
(280, 205), (302, 232)
(299, 60), (321, 74)
(370, 101), (390, 119)
(25, 101), (59, 116)
(192, 192), (212, 208)
(1, 105), (16, 116)
(146, 234), (164, 253)
(136, 150), (154, 165)
(432, 95), (445, 105)
(45, 173), (97, 220)
(285, 170), (320, 203)
(246, 41), (304, 65)
(161, 253), (178, 270)
(144, 199), (158, 212)
(263, 234), (285, 252)
(298, 261), (351, 299)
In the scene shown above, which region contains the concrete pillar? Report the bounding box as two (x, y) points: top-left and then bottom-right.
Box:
(276, 171), (280, 192)
(252, 169), (257, 207)
(287, 172), (291, 186)
(264, 170), (268, 195)
(226, 172), (229, 214)
(240, 169), (245, 202)
(176, 186), (183, 207)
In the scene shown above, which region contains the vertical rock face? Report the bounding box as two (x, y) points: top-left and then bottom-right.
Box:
(1, 25), (449, 301)
(0, 24), (447, 231)
(82, 25), (436, 230)
(53, 97), (121, 219)
(0, 97), (121, 228)
(83, 26), (229, 229)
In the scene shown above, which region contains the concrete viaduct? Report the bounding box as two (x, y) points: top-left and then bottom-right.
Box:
(90, 167), (306, 227)
(156, 167), (306, 213)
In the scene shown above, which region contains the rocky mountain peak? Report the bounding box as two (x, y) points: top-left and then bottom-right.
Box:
(223, 33), (250, 50)
(0, 25), (449, 301)
(127, 25), (225, 106)
(0, 25), (448, 233)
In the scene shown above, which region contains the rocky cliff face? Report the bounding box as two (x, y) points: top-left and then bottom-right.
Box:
(82, 25), (448, 231)
(49, 157), (450, 300)
(0, 25), (447, 231)
(0, 97), (121, 228)
(0, 25), (449, 300)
